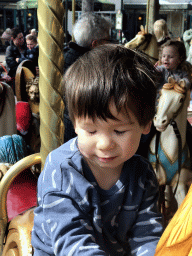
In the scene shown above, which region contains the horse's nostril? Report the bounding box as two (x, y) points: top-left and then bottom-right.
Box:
(162, 120), (166, 124)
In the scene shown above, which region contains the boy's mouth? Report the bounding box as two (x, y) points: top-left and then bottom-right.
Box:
(98, 156), (116, 163)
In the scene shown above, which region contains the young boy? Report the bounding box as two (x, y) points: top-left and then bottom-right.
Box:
(32, 44), (163, 255)
(19, 34), (39, 66)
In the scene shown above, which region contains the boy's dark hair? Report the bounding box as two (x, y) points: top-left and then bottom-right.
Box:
(63, 44), (158, 127)
(11, 27), (23, 39)
(159, 40), (187, 66)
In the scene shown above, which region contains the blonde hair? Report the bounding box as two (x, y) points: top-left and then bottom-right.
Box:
(31, 28), (37, 37)
(154, 19), (169, 42)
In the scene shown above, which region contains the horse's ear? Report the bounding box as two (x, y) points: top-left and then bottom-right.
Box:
(168, 76), (175, 84)
(140, 25), (145, 33)
(163, 76), (175, 89)
(179, 79), (186, 89)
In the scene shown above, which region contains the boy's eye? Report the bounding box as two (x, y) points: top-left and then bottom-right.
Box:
(88, 130), (96, 135)
(114, 130), (126, 135)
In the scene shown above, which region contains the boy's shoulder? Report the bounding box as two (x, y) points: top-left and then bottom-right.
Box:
(49, 137), (79, 161)
(38, 138), (96, 205)
(38, 137), (82, 189)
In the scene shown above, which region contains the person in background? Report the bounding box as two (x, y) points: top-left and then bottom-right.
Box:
(1, 28), (12, 47)
(63, 12), (112, 143)
(156, 40), (191, 95)
(20, 34), (39, 67)
(30, 28), (38, 38)
(5, 27), (27, 78)
(32, 44), (163, 256)
(153, 19), (171, 47)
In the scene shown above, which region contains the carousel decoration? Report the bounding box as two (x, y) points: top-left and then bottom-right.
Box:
(124, 25), (159, 65)
(149, 77), (191, 225)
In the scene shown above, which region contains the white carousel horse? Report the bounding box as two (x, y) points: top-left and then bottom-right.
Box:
(124, 25), (159, 65)
(148, 77), (192, 211)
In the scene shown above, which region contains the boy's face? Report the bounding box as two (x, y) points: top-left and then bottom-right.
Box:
(26, 39), (36, 50)
(74, 103), (151, 176)
(161, 46), (181, 70)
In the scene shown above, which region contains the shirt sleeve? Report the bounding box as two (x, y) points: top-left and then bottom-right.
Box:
(32, 155), (108, 256)
(128, 163), (163, 256)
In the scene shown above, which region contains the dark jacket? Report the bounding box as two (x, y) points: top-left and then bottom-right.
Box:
(5, 41), (27, 77)
(63, 41), (90, 73)
(20, 45), (39, 67)
(63, 42), (90, 143)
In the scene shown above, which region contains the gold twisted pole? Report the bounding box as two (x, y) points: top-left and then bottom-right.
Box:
(38, 0), (65, 168)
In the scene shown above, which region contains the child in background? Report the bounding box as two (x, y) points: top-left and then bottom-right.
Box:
(156, 40), (191, 94)
(32, 44), (163, 256)
(18, 34), (39, 67)
(30, 28), (38, 38)
(153, 19), (171, 47)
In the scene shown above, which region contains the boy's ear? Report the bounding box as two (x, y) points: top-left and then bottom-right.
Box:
(142, 121), (152, 135)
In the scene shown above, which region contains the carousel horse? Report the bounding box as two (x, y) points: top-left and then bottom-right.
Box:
(124, 25), (159, 65)
(124, 25), (159, 64)
(148, 77), (192, 218)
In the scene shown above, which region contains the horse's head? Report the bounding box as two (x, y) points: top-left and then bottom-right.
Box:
(154, 77), (190, 132)
(125, 25), (146, 50)
(124, 25), (159, 64)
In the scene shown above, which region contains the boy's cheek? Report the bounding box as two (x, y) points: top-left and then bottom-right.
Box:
(77, 140), (92, 158)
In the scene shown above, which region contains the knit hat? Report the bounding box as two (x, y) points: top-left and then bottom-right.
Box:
(16, 102), (32, 135)
(0, 134), (29, 164)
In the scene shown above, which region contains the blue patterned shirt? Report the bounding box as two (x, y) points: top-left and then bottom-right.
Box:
(32, 138), (163, 255)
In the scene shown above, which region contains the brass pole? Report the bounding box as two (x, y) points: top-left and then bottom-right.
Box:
(38, 0), (65, 169)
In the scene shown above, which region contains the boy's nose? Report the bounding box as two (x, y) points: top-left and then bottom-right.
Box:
(97, 135), (115, 150)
